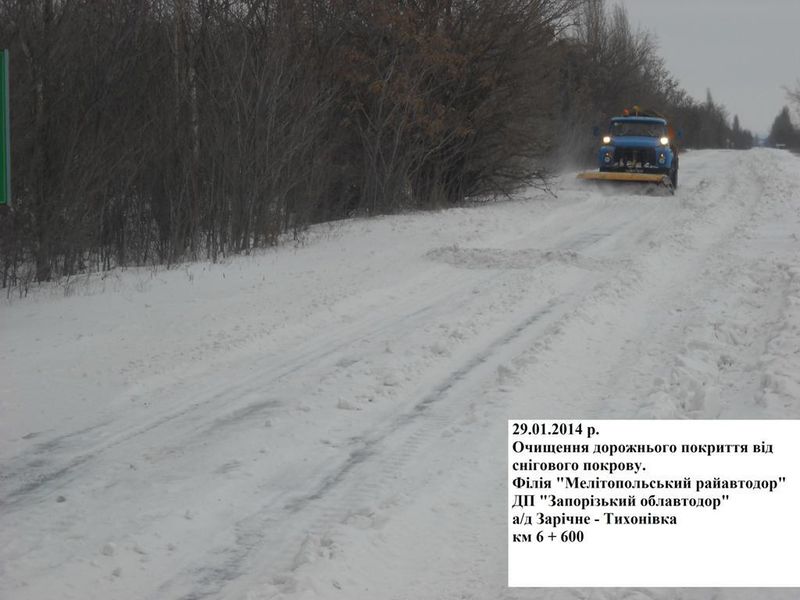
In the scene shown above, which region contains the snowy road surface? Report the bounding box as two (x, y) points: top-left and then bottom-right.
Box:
(2, 149), (800, 599)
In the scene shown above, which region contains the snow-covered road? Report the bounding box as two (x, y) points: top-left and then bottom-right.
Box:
(2, 149), (800, 599)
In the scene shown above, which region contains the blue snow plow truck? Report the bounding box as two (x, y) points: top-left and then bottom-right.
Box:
(578, 107), (679, 194)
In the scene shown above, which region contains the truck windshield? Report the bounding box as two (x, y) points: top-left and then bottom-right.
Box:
(611, 122), (666, 137)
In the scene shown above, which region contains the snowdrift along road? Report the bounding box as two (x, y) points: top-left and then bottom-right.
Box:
(2, 149), (800, 599)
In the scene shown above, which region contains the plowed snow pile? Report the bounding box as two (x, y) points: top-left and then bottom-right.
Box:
(2, 148), (799, 599)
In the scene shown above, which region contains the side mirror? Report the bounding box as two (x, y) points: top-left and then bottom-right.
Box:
(592, 126), (600, 137)
(677, 129), (684, 140)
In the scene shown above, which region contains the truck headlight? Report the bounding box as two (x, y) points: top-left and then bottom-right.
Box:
(603, 136), (612, 144)
(658, 153), (666, 164)
(660, 137), (669, 145)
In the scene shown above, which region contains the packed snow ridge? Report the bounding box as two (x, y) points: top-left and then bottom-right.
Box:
(2, 149), (799, 599)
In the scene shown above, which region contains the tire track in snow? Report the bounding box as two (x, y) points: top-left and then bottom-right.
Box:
(159, 213), (664, 598)
(163, 293), (579, 599)
(0, 271), (501, 508)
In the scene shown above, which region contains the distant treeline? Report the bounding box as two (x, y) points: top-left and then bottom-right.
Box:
(768, 106), (800, 149)
(0, 0), (757, 289)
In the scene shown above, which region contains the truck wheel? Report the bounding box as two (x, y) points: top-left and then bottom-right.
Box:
(670, 158), (679, 189)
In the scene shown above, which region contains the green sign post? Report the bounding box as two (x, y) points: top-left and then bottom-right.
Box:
(0, 49), (10, 206)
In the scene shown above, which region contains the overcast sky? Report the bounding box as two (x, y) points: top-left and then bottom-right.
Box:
(617, 0), (800, 135)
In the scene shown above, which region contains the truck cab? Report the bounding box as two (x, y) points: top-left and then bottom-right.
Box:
(598, 116), (678, 188)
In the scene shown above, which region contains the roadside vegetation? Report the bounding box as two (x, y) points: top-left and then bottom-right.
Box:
(768, 105), (800, 150)
(0, 0), (761, 290)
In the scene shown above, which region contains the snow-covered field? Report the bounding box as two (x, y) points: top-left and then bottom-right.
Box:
(2, 148), (800, 599)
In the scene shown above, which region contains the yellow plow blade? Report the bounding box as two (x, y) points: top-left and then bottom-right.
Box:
(576, 171), (673, 194)
(577, 171), (671, 185)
